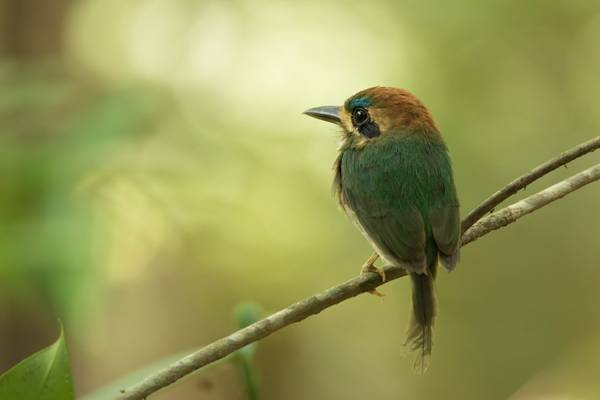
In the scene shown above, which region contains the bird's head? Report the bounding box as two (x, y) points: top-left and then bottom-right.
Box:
(304, 87), (439, 147)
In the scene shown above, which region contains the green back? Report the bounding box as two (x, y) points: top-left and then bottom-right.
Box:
(336, 132), (460, 271)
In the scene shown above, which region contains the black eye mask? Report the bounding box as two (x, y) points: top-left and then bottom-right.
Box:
(358, 121), (381, 138)
(351, 107), (381, 138)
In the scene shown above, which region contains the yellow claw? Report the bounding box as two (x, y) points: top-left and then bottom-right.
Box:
(360, 253), (386, 282)
(361, 253), (386, 297)
(368, 288), (386, 297)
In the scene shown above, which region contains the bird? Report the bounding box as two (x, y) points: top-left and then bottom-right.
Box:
(304, 87), (460, 371)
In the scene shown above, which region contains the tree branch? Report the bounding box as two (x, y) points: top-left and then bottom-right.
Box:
(116, 138), (600, 400)
(461, 163), (600, 246)
(461, 136), (600, 232)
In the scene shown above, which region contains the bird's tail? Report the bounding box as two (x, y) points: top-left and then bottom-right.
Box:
(405, 270), (436, 373)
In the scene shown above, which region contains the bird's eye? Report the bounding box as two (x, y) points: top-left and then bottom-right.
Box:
(352, 107), (369, 126)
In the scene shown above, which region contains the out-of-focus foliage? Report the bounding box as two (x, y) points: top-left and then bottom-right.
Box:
(1, 0), (600, 399)
(82, 302), (262, 400)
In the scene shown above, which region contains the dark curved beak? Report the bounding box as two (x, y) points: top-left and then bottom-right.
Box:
(303, 106), (341, 125)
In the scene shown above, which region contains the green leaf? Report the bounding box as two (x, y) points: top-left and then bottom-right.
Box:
(235, 354), (260, 400)
(234, 302), (262, 330)
(234, 302), (262, 360)
(0, 324), (74, 400)
(233, 302), (262, 400)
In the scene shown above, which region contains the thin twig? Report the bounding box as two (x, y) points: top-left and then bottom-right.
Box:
(461, 136), (600, 232)
(117, 267), (410, 400)
(116, 143), (600, 400)
(461, 163), (600, 245)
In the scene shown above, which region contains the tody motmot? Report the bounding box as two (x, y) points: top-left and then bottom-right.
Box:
(304, 87), (460, 370)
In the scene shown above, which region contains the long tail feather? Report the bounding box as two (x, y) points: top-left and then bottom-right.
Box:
(405, 271), (436, 373)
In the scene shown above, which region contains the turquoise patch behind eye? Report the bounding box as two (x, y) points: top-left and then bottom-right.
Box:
(348, 97), (372, 110)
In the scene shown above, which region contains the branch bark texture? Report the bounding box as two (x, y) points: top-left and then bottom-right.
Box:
(461, 136), (600, 232)
(462, 163), (600, 245)
(116, 137), (600, 400)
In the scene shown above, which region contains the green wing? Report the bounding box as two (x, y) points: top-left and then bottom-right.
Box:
(351, 206), (427, 272)
(428, 205), (460, 271)
(338, 134), (459, 272)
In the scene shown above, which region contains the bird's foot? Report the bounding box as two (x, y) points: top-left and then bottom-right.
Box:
(360, 253), (386, 282)
(367, 288), (386, 297)
(360, 253), (386, 297)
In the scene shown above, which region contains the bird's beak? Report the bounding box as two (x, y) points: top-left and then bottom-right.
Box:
(303, 106), (341, 125)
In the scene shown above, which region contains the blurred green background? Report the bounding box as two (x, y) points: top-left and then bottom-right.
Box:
(1, 0), (600, 399)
